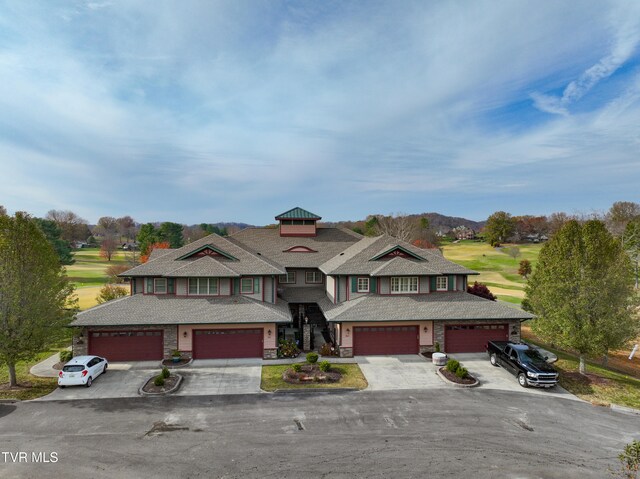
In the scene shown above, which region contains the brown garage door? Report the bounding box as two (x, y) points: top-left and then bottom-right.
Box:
(89, 330), (163, 361)
(353, 326), (419, 355)
(445, 324), (509, 353)
(193, 329), (263, 359)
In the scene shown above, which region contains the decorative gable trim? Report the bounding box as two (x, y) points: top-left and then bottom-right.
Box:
(370, 245), (425, 262)
(283, 246), (318, 253)
(176, 244), (238, 261)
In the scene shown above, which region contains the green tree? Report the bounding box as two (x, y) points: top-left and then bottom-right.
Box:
(33, 218), (74, 265)
(158, 222), (184, 248)
(137, 223), (159, 256)
(96, 284), (129, 304)
(0, 205), (6, 216)
(525, 220), (639, 374)
(622, 218), (640, 289)
(484, 211), (516, 246)
(0, 212), (76, 387)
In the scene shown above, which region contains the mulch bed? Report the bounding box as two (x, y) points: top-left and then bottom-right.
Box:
(141, 375), (180, 394)
(161, 358), (191, 367)
(53, 362), (64, 370)
(283, 364), (342, 384)
(439, 367), (477, 385)
(562, 372), (613, 386)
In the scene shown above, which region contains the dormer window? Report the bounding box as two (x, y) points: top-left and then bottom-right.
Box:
(305, 271), (323, 284)
(436, 276), (448, 291)
(154, 278), (167, 294)
(357, 277), (370, 293)
(391, 277), (418, 294)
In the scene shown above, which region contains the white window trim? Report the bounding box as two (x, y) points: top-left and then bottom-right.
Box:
(305, 271), (323, 284)
(436, 276), (448, 291)
(391, 276), (418, 294)
(188, 278), (219, 296)
(241, 277), (255, 294)
(357, 277), (370, 293)
(154, 278), (167, 294)
(279, 271), (296, 284)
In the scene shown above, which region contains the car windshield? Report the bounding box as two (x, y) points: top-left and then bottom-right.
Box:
(62, 365), (85, 372)
(519, 349), (546, 363)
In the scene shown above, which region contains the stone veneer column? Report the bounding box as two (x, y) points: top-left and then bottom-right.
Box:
(302, 324), (311, 351)
(72, 327), (88, 356)
(263, 349), (278, 359)
(339, 347), (353, 358)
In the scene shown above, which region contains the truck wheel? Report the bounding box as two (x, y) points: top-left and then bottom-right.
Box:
(490, 354), (498, 366)
(517, 373), (528, 388)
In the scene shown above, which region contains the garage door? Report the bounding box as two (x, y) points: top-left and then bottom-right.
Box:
(445, 324), (509, 353)
(193, 329), (263, 359)
(89, 330), (163, 361)
(353, 326), (419, 355)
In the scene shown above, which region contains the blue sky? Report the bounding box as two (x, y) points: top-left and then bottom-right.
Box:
(1, 1), (639, 225)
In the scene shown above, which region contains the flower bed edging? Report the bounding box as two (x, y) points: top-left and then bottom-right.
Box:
(159, 358), (193, 369)
(436, 368), (480, 388)
(139, 374), (183, 396)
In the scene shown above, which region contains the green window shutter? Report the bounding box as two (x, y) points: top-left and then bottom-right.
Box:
(448, 275), (455, 291)
(233, 278), (240, 294)
(351, 276), (357, 293)
(254, 277), (260, 293)
(167, 278), (175, 294)
(430, 277), (436, 292)
(146, 278), (153, 293)
(369, 277), (377, 293)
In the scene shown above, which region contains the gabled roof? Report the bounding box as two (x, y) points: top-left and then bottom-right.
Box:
(318, 292), (533, 322)
(319, 234), (476, 276)
(72, 294), (292, 326)
(120, 233), (285, 277)
(370, 256), (440, 277)
(275, 207), (321, 220)
(370, 245), (426, 261)
(166, 256), (240, 277)
(175, 244), (238, 261)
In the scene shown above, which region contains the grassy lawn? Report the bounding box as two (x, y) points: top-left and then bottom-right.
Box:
(441, 240), (543, 306)
(0, 338), (71, 401)
(261, 363), (368, 391)
(66, 248), (130, 311)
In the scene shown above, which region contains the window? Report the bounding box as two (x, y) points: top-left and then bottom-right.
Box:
(188, 278), (219, 295)
(279, 272), (296, 284)
(241, 278), (257, 294)
(436, 276), (448, 291)
(391, 276), (418, 294)
(357, 277), (370, 293)
(154, 278), (167, 294)
(305, 271), (323, 284)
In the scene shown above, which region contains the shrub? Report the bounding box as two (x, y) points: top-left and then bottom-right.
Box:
(171, 349), (181, 358)
(306, 352), (319, 364)
(292, 363), (302, 372)
(278, 339), (299, 358)
(318, 360), (331, 372)
(434, 342), (441, 353)
(59, 350), (73, 363)
(446, 359), (460, 373)
(154, 375), (165, 387)
(95, 284), (129, 304)
(319, 343), (334, 356)
(161, 367), (170, 379)
(455, 367), (469, 379)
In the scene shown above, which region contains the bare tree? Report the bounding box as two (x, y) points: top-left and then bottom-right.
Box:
(0, 205), (6, 216)
(606, 201), (640, 236)
(99, 237), (118, 261)
(46, 210), (89, 242)
(116, 216), (136, 242)
(373, 213), (418, 242)
(504, 246), (521, 262)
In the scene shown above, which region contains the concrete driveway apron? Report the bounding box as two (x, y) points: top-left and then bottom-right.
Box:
(356, 355), (446, 391)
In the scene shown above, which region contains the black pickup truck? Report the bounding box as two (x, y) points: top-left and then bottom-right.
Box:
(486, 341), (559, 388)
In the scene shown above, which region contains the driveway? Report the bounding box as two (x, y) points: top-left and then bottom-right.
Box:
(38, 359), (262, 400)
(449, 352), (578, 400)
(355, 355), (446, 390)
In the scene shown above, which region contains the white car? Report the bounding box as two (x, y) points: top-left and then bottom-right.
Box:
(58, 355), (108, 388)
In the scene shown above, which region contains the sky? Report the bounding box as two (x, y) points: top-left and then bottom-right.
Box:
(0, 1), (639, 225)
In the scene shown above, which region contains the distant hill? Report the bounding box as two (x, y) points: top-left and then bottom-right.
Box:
(324, 212), (485, 233)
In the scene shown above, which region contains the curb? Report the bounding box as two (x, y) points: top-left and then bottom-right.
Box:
(0, 399), (20, 404)
(610, 403), (640, 416)
(159, 359), (193, 369)
(269, 387), (360, 394)
(436, 368), (480, 388)
(138, 374), (183, 396)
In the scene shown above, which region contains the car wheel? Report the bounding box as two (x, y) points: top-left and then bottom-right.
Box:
(86, 377), (92, 388)
(103, 364), (107, 374)
(490, 354), (498, 366)
(59, 385), (65, 389)
(517, 373), (528, 388)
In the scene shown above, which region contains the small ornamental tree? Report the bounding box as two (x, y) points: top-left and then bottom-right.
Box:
(106, 264), (130, 283)
(518, 259), (532, 279)
(466, 281), (497, 301)
(140, 241), (170, 263)
(96, 284), (129, 304)
(99, 237), (118, 261)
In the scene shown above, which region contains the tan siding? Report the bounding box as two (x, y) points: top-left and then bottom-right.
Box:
(220, 278), (231, 296)
(420, 276), (430, 293)
(379, 277), (390, 294)
(280, 224), (316, 236)
(326, 275), (336, 302)
(176, 278), (187, 295)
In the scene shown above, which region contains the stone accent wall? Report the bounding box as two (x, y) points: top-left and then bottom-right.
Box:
(434, 319), (521, 353)
(263, 348), (278, 359)
(73, 325), (178, 359)
(303, 324), (311, 351)
(339, 346), (353, 358)
(420, 345), (433, 354)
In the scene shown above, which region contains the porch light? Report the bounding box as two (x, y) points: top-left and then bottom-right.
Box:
(345, 328), (350, 337)
(423, 326), (428, 333)
(267, 329), (272, 337)
(183, 331), (188, 338)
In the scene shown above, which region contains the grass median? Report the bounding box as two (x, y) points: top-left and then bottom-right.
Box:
(261, 363), (368, 391)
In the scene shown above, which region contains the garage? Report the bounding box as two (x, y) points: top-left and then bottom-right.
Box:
(353, 326), (419, 355)
(88, 330), (163, 361)
(193, 328), (263, 359)
(445, 323), (509, 353)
